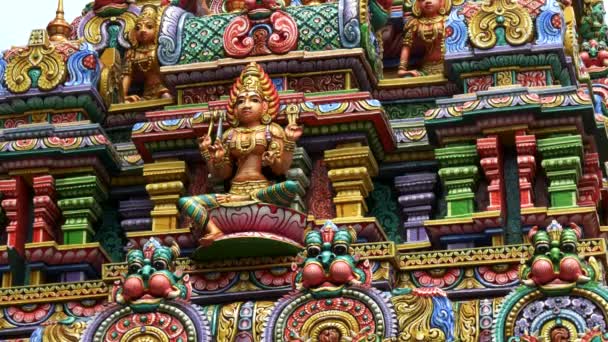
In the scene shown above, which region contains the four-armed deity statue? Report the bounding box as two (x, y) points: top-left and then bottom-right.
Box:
(178, 62), (303, 246)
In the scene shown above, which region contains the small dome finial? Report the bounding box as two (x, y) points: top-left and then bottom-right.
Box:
(47, 0), (73, 42)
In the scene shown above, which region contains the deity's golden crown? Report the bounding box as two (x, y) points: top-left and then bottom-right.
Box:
(138, 5), (158, 22)
(237, 63), (266, 96)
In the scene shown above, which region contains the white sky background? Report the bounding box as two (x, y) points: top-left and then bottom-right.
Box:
(1, 0), (608, 49)
(0, 1), (84, 50)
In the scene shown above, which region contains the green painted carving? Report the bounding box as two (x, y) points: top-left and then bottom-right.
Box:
(537, 135), (583, 208)
(179, 15), (235, 64)
(435, 144), (479, 217)
(288, 5), (340, 51)
(367, 181), (401, 243)
(94, 203), (126, 262)
(580, 1), (608, 45)
(384, 102), (434, 120)
(56, 176), (108, 245)
(178, 4), (341, 65)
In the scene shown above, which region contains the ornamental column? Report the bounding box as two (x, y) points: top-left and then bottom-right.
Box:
(287, 147), (312, 212)
(56, 175), (107, 244)
(394, 172), (436, 242)
(143, 160), (187, 231)
(435, 144), (479, 217)
(324, 143), (378, 218)
(515, 132), (537, 208)
(578, 152), (601, 207)
(0, 177), (29, 255)
(537, 135), (583, 208)
(477, 136), (502, 211)
(32, 175), (60, 243)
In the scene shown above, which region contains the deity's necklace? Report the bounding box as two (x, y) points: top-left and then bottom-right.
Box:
(417, 16), (443, 44)
(234, 127), (258, 155)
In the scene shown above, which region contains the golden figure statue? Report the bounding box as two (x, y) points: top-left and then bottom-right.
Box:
(397, 0), (450, 77)
(179, 62), (303, 245)
(122, 5), (172, 103)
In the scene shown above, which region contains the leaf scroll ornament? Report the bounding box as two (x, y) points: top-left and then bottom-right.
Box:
(468, 0), (533, 49)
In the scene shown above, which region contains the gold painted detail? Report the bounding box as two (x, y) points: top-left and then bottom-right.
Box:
(392, 292), (447, 341)
(103, 242), (394, 279)
(400, 238), (606, 270)
(5, 30), (67, 93)
(83, 11), (137, 47)
(42, 320), (88, 342)
(456, 300), (479, 342)
(143, 160), (187, 232)
(253, 301), (275, 341)
(218, 302), (241, 342)
(0, 280), (108, 305)
(99, 48), (124, 106)
(324, 144), (379, 218)
(468, 0), (533, 49)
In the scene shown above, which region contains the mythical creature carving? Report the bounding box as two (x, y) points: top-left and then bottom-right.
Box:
(178, 62), (302, 245)
(121, 5), (173, 103)
(520, 220), (594, 295)
(292, 221), (371, 298)
(580, 0), (608, 68)
(113, 238), (191, 312)
(398, 0), (454, 76)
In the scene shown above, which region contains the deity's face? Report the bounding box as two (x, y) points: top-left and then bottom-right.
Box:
(419, 0), (443, 17)
(134, 18), (156, 45)
(235, 91), (267, 126)
(319, 328), (341, 342)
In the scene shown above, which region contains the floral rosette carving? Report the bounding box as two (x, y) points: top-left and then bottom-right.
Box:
(223, 0), (298, 57)
(412, 268), (463, 289)
(63, 299), (106, 318)
(475, 264), (520, 287)
(4, 304), (55, 325)
(190, 271), (239, 294)
(252, 267), (294, 289)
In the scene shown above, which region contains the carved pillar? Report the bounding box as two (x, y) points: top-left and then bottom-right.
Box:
(324, 143), (378, 218)
(578, 152), (601, 207)
(119, 198), (153, 232)
(537, 135), (583, 208)
(143, 160), (187, 231)
(394, 173), (436, 242)
(477, 136), (502, 211)
(0, 177), (29, 256)
(287, 147), (312, 212)
(56, 175), (107, 244)
(32, 175), (60, 243)
(435, 144), (479, 217)
(515, 132), (536, 208)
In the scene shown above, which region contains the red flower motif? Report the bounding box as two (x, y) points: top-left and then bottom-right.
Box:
(551, 14), (561, 29)
(413, 268), (461, 288)
(445, 26), (453, 38)
(191, 272), (237, 292)
(254, 267), (294, 287)
(477, 264), (519, 285)
(83, 55), (97, 70)
(65, 300), (105, 317)
(6, 304), (52, 324)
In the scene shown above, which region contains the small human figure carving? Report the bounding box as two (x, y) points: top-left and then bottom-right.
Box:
(398, 0), (450, 77)
(121, 5), (173, 103)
